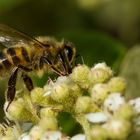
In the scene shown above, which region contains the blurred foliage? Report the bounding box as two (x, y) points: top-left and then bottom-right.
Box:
(0, 0), (140, 139)
(0, 0), (28, 13)
(56, 30), (126, 70)
(120, 46), (140, 99)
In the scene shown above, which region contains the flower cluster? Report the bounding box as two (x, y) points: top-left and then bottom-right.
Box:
(0, 63), (140, 140)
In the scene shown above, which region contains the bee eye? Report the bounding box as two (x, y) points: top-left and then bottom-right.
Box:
(65, 42), (75, 62)
(65, 45), (74, 62)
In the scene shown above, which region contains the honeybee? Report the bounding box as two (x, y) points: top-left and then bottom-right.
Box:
(0, 24), (76, 110)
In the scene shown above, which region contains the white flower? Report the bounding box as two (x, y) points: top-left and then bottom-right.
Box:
(85, 112), (108, 123)
(103, 93), (125, 114)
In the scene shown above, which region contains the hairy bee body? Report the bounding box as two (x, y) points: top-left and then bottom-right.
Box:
(0, 36), (70, 77)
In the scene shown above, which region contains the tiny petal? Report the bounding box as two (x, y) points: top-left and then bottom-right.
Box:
(93, 63), (110, 70)
(43, 91), (51, 97)
(86, 112), (108, 123)
(41, 131), (64, 140)
(19, 133), (30, 140)
(71, 134), (86, 140)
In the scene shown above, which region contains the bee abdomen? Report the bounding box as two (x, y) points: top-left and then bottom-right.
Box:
(21, 47), (30, 63)
(0, 47), (31, 75)
(7, 48), (21, 65)
(7, 47), (31, 65)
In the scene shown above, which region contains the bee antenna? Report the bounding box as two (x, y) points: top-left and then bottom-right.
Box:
(75, 54), (85, 65)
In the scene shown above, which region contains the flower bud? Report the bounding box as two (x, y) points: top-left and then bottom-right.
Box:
(115, 104), (135, 121)
(50, 83), (70, 103)
(91, 84), (109, 105)
(40, 107), (58, 118)
(75, 96), (99, 113)
(108, 77), (126, 93)
(70, 65), (90, 89)
(93, 63), (112, 73)
(103, 118), (131, 139)
(31, 87), (51, 106)
(4, 98), (35, 122)
(89, 63), (113, 85)
(90, 126), (108, 140)
(57, 76), (82, 97)
(39, 117), (58, 131)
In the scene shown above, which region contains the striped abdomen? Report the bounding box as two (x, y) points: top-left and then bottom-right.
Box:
(0, 47), (31, 76)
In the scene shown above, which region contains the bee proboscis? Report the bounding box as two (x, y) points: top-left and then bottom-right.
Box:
(0, 24), (76, 111)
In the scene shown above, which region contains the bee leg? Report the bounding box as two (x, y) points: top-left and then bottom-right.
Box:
(21, 72), (33, 91)
(42, 56), (64, 76)
(6, 65), (33, 111)
(18, 65), (32, 72)
(6, 67), (19, 111)
(18, 65), (33, 91)
(59, 49), (72, 75)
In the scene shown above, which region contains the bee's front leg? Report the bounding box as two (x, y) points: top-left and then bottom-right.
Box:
(6, 65), (33, 111)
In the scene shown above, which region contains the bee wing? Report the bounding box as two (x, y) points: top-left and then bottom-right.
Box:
(0, 24), (46, 49)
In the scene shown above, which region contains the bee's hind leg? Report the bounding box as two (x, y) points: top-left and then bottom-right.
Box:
(18, 65), (33, 92)
(21, 72), (33, 92)
(6, 67), (19, 111)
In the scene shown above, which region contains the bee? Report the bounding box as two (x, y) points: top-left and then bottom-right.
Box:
(0, 24), (76, 111)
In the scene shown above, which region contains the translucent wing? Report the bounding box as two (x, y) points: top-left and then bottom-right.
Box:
(0, 24), (46, 49)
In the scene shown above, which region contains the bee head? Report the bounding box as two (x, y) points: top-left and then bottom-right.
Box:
(40, 38), (76, 76)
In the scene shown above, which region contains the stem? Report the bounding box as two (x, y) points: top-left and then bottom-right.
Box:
(75, 114), (91, 140)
